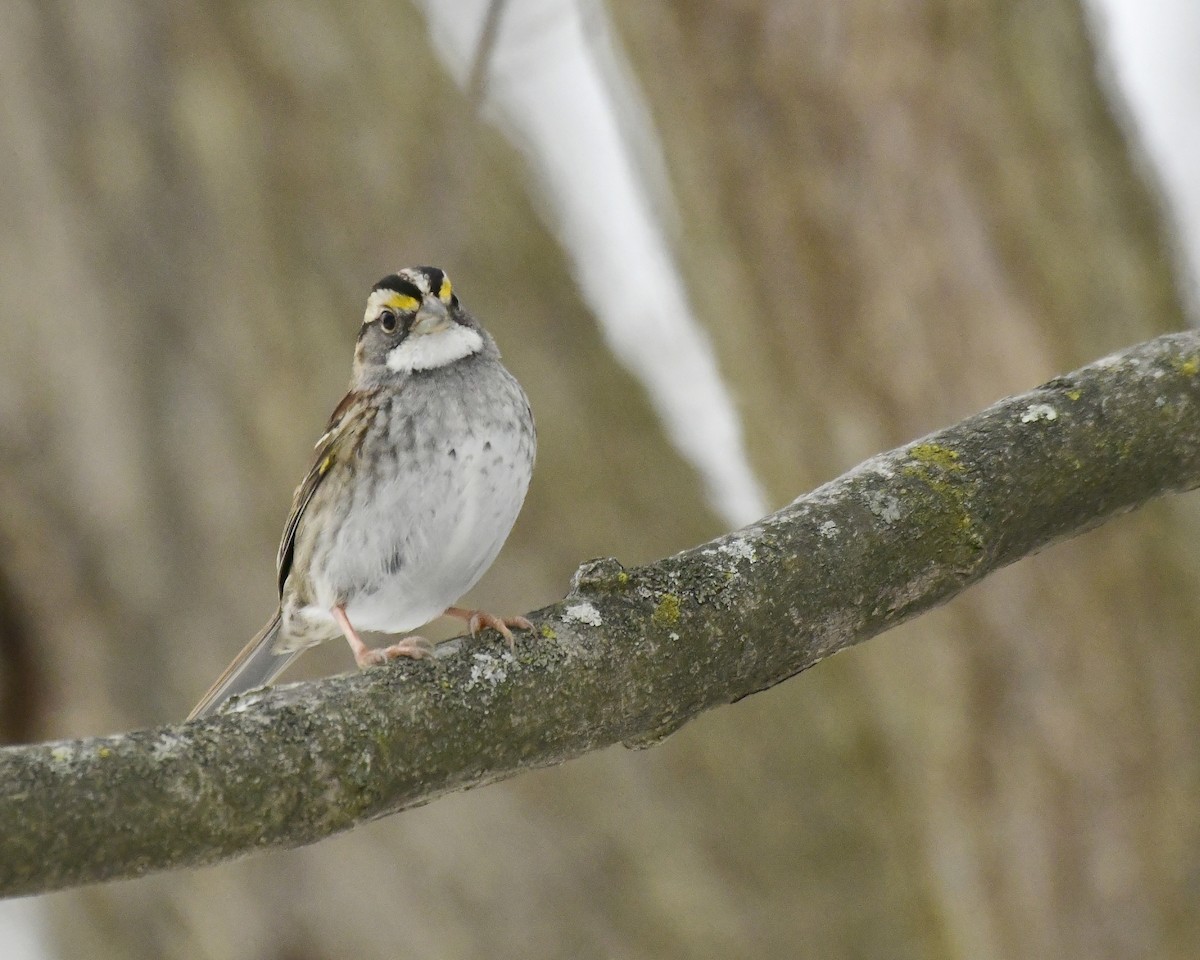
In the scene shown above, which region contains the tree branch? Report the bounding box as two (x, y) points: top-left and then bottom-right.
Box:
(2, 331), (1197, 897)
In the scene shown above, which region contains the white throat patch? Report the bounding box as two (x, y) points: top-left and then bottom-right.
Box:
(386, 325), (484, 373)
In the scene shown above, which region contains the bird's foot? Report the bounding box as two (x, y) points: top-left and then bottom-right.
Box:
(333, 604), (435, 668)
(443, 606), (533, 649)
(353, 635), (436, 668)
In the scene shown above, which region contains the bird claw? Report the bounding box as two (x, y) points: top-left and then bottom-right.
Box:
(335, 604), (436, 667)
(445, 607), (533, 649)
(354, 635), (435, 668)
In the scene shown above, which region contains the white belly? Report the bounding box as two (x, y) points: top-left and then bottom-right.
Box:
(304, 422), (531, 634)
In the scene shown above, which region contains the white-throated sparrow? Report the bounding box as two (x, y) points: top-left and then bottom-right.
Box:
(188, 267), (536, 719)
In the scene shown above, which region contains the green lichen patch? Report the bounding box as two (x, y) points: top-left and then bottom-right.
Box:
(907, 442), (964, 472)
(902, 442), (984, 552)
(902, 443), (967, 496)
(652, 594), (682, 627)
(1174, 354), (1199, 376)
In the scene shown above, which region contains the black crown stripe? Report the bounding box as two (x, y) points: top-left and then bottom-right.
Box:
(418, 266), (445, 293)
(371, 275), (424, 300)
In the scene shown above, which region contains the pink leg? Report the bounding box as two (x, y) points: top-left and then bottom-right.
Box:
(444, 605), (534, 649)
(332, 605), (434, 667)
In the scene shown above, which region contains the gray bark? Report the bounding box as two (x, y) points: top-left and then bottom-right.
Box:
(2, 330), (1197, 898)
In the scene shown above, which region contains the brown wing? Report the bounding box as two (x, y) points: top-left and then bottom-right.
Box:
(275, 390), (376, 595)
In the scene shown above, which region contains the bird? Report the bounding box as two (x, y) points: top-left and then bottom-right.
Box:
(188, 266), (536, 720)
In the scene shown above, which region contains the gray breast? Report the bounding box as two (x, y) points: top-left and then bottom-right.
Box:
(316, 355), (535, 632)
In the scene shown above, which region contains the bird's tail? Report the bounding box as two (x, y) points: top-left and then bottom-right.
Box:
(187, 611), (302, 720)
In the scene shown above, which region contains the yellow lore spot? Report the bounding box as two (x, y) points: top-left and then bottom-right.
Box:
(386, 293), (420, 313)
(439, 278), (453, 301)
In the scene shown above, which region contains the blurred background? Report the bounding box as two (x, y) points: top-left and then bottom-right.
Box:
(1, 1), (1198, 958)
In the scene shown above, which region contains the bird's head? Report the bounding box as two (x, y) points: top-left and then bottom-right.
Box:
(354, 266), (491, 377)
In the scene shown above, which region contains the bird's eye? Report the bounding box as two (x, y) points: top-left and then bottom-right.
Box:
(379, 309), (398, 333)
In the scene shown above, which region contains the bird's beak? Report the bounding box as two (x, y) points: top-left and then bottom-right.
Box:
(410, 296), (451, 336)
